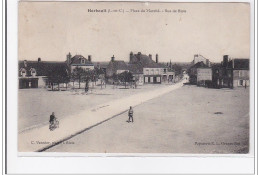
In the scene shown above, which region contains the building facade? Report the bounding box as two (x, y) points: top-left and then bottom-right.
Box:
(192, 54), (211, 67)
(129, 52), (174, 84)
(188, 61), (212, 85)
(232, 59), (250, 87)
(211, 56), (249, 89)
(106, 55), (129, 78)
(18, 59), (69, 89)
(197, 68), (212, 86)
(66, 53), (94, 73)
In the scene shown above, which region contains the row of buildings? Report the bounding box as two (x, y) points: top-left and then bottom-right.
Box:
(18, 52), (176, 89)
(188, 54), (250, 88)
(106, 52), (175, 85)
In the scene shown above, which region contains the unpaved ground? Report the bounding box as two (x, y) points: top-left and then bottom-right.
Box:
(47, 85), (249, 154)
(18, 84), (173, 132)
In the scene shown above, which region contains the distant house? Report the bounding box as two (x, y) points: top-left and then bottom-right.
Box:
(211, 55), (249, 88)
(127, 63), (144, 85)
(66, 53), (94, 73)
(18, 58), (69, 89)
(106, 55), (129, 77)
(129, 52), (174, 84)
(192, 54), (211, 67)
(212, 55), (233, 88)
(93, 62), (109, 77)
(188, 61), (212, 85)
(232, 58), (250, 87)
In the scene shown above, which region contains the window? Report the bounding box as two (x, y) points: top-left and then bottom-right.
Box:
(31, 69), (36, 77)
(81, 59), (85, 64)
(157, 77), (160, 82)
(145, 69), (149, 75)
(164, 69), (166, 73)
(145, 77), (148, 83)
(21, 69), (26, 77)
(150, 77), (153, 82)
(240, 80), (243, 86)
(151, 69), (154, 75)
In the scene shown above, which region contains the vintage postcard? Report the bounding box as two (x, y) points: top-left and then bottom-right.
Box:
(18, 1), (251, 154)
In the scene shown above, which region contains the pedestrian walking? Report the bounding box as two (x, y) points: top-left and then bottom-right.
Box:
(128, 106), (134, 123)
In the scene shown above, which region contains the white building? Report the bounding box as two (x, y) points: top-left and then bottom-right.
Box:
(66, 53), (94, 72)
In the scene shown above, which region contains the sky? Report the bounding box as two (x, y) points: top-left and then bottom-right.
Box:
(18, 2), (250, 63)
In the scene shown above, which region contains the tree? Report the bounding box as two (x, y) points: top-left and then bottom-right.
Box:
(71, 66), (85, 89)
(172, 64), (183, 75)
(85, 76), (90, 93)
(47, 65), (70, 91)
(94, 67), (106, 89)
(112, 73), (119, 88)
(118, 71), (133, 88)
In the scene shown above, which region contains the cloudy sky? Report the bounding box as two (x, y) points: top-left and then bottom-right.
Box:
(19, 2), (250, 63)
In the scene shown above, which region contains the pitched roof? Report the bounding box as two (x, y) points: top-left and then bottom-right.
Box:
(127, 63), (143, 74)
(130, 53), (166, 68)
(233, 59), (249, 70)
(70, 55), (93, 65)
(18, 60), (69, 76)
(107, 60), (128, 74)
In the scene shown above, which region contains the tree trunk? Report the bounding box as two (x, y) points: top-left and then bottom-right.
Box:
(79, 78), (81, 89)
(58, 83), (60, 91)
(51, 83), (53, 91)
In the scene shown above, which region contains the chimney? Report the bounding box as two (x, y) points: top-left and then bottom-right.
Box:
(206, 59), (209, 67)
(130, 51), (133, 62)
(24, 60), (27, 67)
(111, 55), (115, 62)
(156, 54), (158, 63)
(38, 57), (41, 62)
(88, 55), (92, 62)
(149, 54), (152, 59)
(67, 52), (72, 65)
(223, 55), (229, 67)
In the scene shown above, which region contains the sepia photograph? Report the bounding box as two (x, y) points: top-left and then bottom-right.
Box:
(18, 1), (251, 154)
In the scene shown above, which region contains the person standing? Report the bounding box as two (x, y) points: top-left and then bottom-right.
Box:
(128, 106), (134, 123)
(49, 112), (56, 125)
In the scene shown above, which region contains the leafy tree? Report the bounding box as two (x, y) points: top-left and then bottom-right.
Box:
(71, 66), (86, 89)
(47, 65), (70, 91)
(172, 64), (183, 75)
(94, 67), (106, 89)
(118, 71), (133, 88)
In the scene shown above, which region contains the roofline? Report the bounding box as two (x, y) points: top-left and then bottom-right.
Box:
(71, 64), (94, 66)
